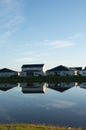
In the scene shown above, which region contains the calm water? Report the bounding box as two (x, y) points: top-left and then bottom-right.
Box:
(0, 82), (86, 129)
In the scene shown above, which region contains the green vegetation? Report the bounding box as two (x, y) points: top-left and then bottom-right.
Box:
(0, 75), (86, 83)
(0, 124), (82, 130)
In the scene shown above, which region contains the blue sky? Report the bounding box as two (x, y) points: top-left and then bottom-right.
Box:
(0, 0), (86, 71)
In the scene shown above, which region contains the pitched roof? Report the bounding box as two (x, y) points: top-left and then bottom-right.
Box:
(0, 68), (17, 73)
(22, 64), (44, 68)
(22, 87), (45, 93)
(47, 65), (70, 72)
(48, 86), (70, 92)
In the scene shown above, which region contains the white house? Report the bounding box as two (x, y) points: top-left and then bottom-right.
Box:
(0, 68), (18, 77)
(46, 65), (75, 76)
(20, 64), (46, 76)
(20, 82), (46, 93)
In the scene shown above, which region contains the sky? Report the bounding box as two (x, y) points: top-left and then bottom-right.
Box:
(0, 0), (86, 71)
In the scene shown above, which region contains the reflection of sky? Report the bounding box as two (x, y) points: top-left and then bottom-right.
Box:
(45, 100), (77, 109)
(0, 84), (86, 129)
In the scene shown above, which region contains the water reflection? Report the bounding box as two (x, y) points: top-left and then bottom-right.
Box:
(20, 82), (46, 94)
(0, 83), (18, 91)
(79, 82), (86, 89)
(0, 82), (86, 129)
(48, 82), (75, 92)
(1, 82), (86, 93)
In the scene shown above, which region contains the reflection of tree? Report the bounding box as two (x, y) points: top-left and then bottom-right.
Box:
(48, 82), (75, 92)
(0, 83), (18, 91)
(20, 82), (46, 94)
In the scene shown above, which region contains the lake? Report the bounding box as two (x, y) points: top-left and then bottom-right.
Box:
(0, 82), (86, 129)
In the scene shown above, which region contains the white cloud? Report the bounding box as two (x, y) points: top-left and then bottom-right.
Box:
(37, 99), (77, 109)
(0, 0), (24, 44)
(0, 31), (11, 43)
(50, 40), (75, 49)
(68, 33), (84, 39)
(41, 100), (77, 109)
(15, 57), (34, 63)
(51, 100), (77, 109)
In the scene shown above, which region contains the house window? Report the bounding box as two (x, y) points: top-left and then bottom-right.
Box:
(55, 72), (60, 76)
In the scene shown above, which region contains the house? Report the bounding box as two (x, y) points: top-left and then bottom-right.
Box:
(46, 65), (75, 76)
(0, 83), (18, 91)
(79, 67), (86, 76)
(20, 82), (46, 93)
(69, 67), (82, 75)
(20, 64), (46, 76)
(0, 68), (18, 77)
(80, 82), (86, 89)
(48, 82), (74, 92)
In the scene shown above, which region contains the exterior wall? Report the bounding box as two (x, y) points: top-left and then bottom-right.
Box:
(48, 82), (75, 88)
(47, 70), (75, 76)
(21, 65), (46, 76)
(34, 72), (43, 76)
(60, 71), (73, 76)
(42, 65), (46, 73)
(82, 71), (86, 76)
(74, 70), (78, 75)
(79, 70), (86, 76)
(0, 83), (18, 88)
(80, 82), (86, 88)
(22, 67), (42, 72)
(46, 71), (56, 76)
(20, 72), (27, 77)
(0, 72), (18, 77)
(20, 71), (44, 77)
(20, 82), (46, 93)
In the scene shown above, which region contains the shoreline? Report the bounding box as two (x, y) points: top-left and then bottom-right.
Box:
(0, 124), (82, 130)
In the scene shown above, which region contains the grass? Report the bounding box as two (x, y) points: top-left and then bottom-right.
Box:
(0, 124), (82, 130)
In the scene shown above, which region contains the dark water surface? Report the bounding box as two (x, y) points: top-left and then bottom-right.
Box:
(0, 82), (86, 129)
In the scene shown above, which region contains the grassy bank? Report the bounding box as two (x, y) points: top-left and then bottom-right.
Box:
(0, 76), (86, 83)
(0, 124), (82, 130)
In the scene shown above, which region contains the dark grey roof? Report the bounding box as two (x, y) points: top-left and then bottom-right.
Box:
(22, 64), (44, 68)
(48, 86), (70, 92)
(47, 65), (70, 72)
(22, 90), (45, 94)
(22, 87), (45, 93)
(0, 87), (13, 91)
(0, 68), (18, 73)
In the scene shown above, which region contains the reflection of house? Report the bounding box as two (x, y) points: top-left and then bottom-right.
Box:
(80, 82), (86, 89)
(0, 68), (18, 77)
(48, 82), (74, 92)
(20, 82), (46, 93)
(20, 64), (46, 76)
(46, 65), (75, 76)
(0, 83), (18, 91)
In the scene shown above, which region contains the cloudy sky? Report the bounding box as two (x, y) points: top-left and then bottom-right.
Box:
(0, 0), (86, 71)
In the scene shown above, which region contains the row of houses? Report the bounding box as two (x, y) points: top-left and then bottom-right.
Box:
(0, 64), (86, 77)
